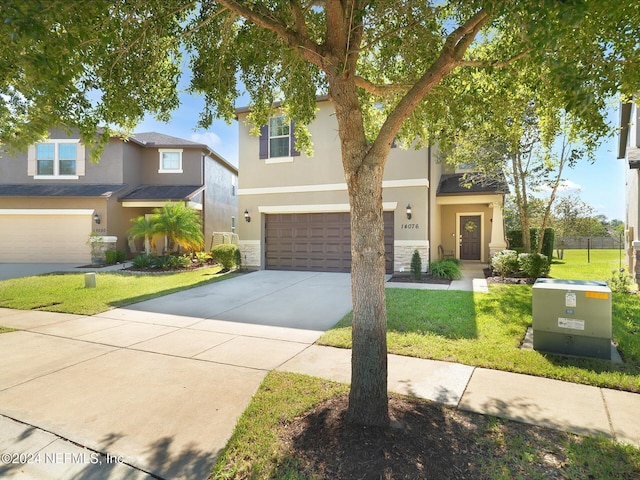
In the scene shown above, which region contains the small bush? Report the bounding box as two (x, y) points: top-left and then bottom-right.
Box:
(410, 250), (422, 281)
(150, 254), (191, 270)
(608, 268), (635, 293)
(518, 253), (550, 278)
(234, 248), (242, 270)
(105, 249), (126, 265)
(429, 259), (462, 280)
(194, 251), (212, 266)
(132, 253), (155, 268)
(211, 244), (238, 270)
(491, 250), (520, 277)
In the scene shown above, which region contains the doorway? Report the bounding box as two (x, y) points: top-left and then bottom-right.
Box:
(460, 215), (481, 261)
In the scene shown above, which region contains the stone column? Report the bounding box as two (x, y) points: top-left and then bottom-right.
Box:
(488, 202), (508, 258)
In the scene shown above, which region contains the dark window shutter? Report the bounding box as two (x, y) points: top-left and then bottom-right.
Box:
(290, 121), (300, 157)
(259, 125), (269, 159)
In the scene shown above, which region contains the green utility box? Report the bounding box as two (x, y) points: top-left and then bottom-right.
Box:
(532, 279), (612, 360)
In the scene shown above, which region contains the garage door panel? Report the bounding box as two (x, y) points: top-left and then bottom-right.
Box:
(0, 212), (92, 263)
(265, 212), (393, 273)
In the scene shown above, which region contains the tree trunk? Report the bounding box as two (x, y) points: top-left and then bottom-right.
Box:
(329, 75), (390, 428)
(511, 153), (531, 252)
(346, 161), (389, 427)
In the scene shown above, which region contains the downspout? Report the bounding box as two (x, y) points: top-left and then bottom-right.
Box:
(428, 145), (432, 265)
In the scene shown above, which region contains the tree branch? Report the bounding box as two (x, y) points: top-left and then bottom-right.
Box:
(366, 9), (490, 164)
(215, 0), (325, 66)
(353, 76), (412, 95)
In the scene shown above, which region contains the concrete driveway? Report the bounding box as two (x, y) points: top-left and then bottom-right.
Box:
(0, 270), (353, 479)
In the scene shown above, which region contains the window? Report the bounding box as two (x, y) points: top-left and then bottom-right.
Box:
(31, 140), (81, 178)
(231, 216), (236, 233)
(259, 117), (300, 162)
(159, 149), (183, 173)
(231, 176), (237, 196)
(269, 116), (290, 158)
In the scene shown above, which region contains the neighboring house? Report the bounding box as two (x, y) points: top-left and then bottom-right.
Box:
(236, 96), (507, 273)
(0, 129), (238, 263)
(618, 101), (640, 281)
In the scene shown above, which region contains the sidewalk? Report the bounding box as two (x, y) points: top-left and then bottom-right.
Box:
(386, 261), (489, 292)
(0, 265), (638, 479)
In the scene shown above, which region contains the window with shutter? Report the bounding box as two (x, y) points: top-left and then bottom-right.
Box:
(259, 116), (300, 163)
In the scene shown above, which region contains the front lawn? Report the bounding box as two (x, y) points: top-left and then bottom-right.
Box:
(0, 266), (234, 315)
(319, 286), (640, 392)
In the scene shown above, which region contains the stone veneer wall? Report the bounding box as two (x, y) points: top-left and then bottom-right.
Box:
(238, 240), (261, 268)
(394, 241), (430, 273)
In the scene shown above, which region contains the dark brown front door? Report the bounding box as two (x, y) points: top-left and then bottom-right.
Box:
(460, 215), (481, 260)
(265, 212), (394, 273)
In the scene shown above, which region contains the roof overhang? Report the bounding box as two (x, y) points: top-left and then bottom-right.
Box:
(618, 102), (633, 160)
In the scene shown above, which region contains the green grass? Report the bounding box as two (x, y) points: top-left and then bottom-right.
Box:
(320, 286), (640, 392)
(212, 371), (348, 479)
(211, 371), (640, 479)
(0, 266), (234, 315)
(551, 248), (627, 282)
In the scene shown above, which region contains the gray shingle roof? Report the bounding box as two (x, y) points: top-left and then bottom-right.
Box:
(130, 132), (207, 148)
(437, 173), (509, 196)
(0, 184), (126, 197)
(119, 185), (205, 201)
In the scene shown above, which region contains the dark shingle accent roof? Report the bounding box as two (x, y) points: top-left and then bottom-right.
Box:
(437, 173), (509, 196)
(130, 132), (207, 148)
(0, 184), (126, 197)
(119, 185), (205, 201)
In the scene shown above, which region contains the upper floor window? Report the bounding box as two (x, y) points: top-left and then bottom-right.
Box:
(29, 139), (83, 179)
(259, 116), (300, 163)
(159, 149), (183, 173)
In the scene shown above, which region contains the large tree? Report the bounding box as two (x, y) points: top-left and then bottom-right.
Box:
(2, 1), (640, 427)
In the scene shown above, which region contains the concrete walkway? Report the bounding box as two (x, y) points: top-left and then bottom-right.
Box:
(1, 267), (639, 479)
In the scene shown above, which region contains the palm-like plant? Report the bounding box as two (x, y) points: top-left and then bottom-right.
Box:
(151, 202), (204, 253)
(128, 215), (156, 254)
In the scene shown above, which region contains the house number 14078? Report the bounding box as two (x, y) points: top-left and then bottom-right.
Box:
(401, 224), (419, 229)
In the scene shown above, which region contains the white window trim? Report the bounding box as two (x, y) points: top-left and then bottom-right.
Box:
(158, 149), (183, 173)
(268, 116), (291, 160)
(33, 139), (81, 179)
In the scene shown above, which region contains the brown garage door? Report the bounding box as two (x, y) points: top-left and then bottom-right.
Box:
(265, 212), (394, 273)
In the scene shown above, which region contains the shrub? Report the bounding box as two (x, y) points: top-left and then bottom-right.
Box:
(491, 250), (520, 277)
(507, 228), (554, 259)
(105, 249), (126, 265)
(410, 250), (422, 281)
(429, 259), (462, 280)
(539, 228), (555, 259)
(132, 253), (155, 268)
(151, 254), (191, 270)
(518, 253), (550, 278)
(608, 268), (635, 293)
(234, 248), (242, 271)
(194, 251), (212, 266)
(211, 244), (238, 270)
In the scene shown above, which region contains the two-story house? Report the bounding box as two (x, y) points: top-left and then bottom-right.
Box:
(236, 96), (507, 273)
(0, 129), (238, 263)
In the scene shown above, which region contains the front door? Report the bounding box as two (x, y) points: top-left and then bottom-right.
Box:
(460, 215), (481, 260)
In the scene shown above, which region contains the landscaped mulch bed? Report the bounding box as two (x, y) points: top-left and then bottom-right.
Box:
(279, 393), (571, 479)
(483, 268), (537, 285)
(388, 273), (451, 285)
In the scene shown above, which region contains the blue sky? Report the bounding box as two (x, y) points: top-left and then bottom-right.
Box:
(136, 89), (627, 222)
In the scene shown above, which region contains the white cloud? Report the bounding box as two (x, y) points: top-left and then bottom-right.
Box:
(190, 132), (222, 149)
(537, 179), (582, 193)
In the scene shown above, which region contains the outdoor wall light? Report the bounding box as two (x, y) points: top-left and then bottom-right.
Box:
(93, 212), (101, 224)
(244, 209), (251, 222)
(406, 204), (412, 220)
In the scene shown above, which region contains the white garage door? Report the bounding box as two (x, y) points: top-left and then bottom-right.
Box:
(0, 210), (93, 263)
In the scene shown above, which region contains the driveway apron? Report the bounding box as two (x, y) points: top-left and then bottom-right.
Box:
(0, 271), (353, 479)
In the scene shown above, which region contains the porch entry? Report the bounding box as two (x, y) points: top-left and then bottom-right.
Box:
(460, 215), (481, 261)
